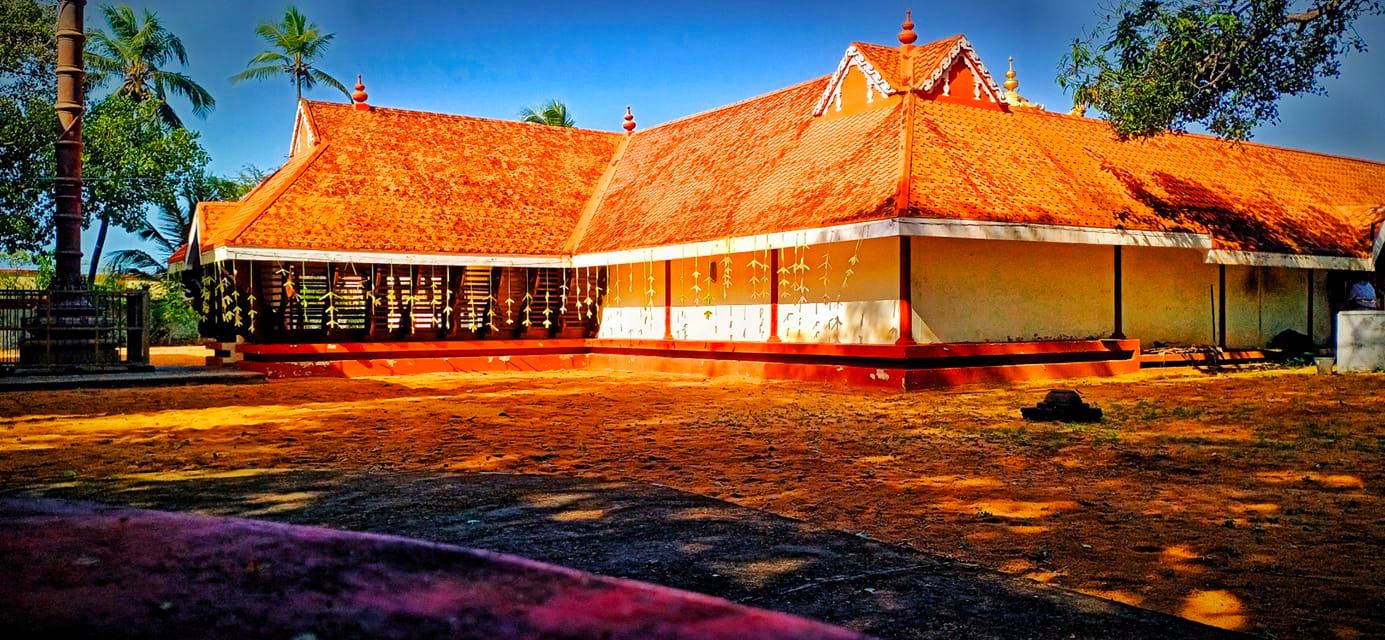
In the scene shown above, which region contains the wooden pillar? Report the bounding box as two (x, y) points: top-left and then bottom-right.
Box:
(1111, 246), (1125, 339)
(896, 236), (915, 346)
(663, 259), (673, 340)
(1218, 264), (1227, 349)
(768, 249), (781, 342)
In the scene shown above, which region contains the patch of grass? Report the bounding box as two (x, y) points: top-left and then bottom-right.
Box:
(1253, 434), (1296, 450)
(982, 427), (1030, 446)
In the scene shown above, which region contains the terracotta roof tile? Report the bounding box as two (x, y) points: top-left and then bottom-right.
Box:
(207, 101), (622, 255)
(908, 97), (1385, 256)
(575, 78), (904, 254)
(853, 35), (966, 89)
(189, 39), (1385, 264)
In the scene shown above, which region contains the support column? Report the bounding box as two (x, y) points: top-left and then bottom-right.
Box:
(663, 259), (673, 340)
(1111, 246), (1125, 339)
(896, 236), (916, 346)
(1218, 264), (1227, 349)
(768, 249), (781, 342)
(1306, 270), (1315, 347)
(53, 0), (86, 291)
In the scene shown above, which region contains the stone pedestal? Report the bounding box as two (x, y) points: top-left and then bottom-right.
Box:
(19, 292), (119, 367)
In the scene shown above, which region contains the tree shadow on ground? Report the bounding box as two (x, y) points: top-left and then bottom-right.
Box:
(8, 470), (1239, 640)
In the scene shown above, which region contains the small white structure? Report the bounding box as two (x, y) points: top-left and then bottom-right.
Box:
(1336, 311), (1385, 373)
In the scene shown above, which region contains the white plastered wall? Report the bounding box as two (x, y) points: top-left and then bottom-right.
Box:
(1123, 247), (1221, 345)
(594, 237), (900, 343)
(1225, 266), (1314, 347)
(910, 236), (1113, 343)
(597, 260), (667, 339)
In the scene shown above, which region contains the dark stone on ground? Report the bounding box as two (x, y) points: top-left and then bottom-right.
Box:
(1021, 389), (1104, 422)
(4, 471), (1240, 639)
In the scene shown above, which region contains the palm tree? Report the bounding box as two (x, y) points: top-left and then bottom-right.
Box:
(520, 99), (576, 127)
(106, 174), (247, 276)
(231, 6), (349, 103)
(86, 4), (214, 129)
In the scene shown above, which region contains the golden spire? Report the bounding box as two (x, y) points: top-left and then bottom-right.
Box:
(1003, 57), (1021, 102)
(1002, 56), (1043, 110)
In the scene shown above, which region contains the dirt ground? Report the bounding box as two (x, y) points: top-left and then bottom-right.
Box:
(2, 352), (1382, 639)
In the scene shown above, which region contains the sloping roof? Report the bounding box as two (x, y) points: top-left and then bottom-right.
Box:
(854, 35), (969, 89)
(197, 100), (622, 256)
(182, 34), (1385, 264)
(575, 78), (905, 253)
(907, 97), (1385, 257)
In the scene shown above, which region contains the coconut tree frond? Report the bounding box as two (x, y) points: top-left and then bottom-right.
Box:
(229, 64), (284, 84)
(238, 6), (346, 105)
(520, 99), (576, 127)
(105, 249), (165, 276)
(152, 69), (214, 118)
(308, 68), (350, 98)
(155, 99), (185, 129)
(299, 30), (335, 59)
(88, 3), (211, 127)
(245, 51), (292, 67)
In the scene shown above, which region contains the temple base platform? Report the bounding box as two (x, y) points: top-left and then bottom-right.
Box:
(220, 338), (1142, 390)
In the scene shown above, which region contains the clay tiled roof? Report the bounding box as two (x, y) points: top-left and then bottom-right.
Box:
(575, 78), (905, 253)
(907, 97), (1385, 256)
(198, 101), (622, 255)
(853, 35), (967, 89)
(184, 35), (1385, 264)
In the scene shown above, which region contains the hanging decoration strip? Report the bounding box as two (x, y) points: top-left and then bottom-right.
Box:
(521, 270), (533, 328)
(842, 238), (862, 289)
(246, 263), (257, 334)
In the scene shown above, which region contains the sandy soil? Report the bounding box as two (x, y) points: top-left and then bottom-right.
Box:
(1, 363), (1381, 638)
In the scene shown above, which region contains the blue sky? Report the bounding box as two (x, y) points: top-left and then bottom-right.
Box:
(84, 0), (1385, 262)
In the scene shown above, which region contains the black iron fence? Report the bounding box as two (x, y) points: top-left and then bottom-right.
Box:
(0, 289), (149, 371)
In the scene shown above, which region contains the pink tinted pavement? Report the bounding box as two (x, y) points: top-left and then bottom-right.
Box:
(0, 498), (870, 640)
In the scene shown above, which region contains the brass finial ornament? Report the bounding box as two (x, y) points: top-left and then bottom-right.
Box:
(1002, 57), (1043, 110)
(898, 9), (917, 48)
(352, 74), (369, 111)
(1004, 57), (1020, 95)
(622, 105), (636, 133)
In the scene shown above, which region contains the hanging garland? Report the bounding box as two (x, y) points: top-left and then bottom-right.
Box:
(842, 238), (862, 289)
(521, 270), (533, 328)
(246, 264), (257, 334)
(504, 268), (515, 325)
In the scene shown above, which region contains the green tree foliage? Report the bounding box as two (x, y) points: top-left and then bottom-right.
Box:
(0, 0), (56, 253)
(1061, 0), (1384, 140)
(231, 6), (349, 103)
(87, 3), (215, 129)
(106, 172), (245, 276)
(82, 94), (208, 282)
(520, 99), (576, 127)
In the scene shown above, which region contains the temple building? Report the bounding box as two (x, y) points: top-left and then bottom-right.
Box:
(171, 14), (1385, 388)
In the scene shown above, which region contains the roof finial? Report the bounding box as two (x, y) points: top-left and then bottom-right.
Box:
(1001, 57), (1044, 110)
(352, 74), (370, 111)
(898, 9), (918, 49)
(1004, 57), (1020, 97)
(622, 105), (636, 133)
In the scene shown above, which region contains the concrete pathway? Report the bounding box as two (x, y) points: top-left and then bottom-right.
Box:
(0, 365), (262, 391)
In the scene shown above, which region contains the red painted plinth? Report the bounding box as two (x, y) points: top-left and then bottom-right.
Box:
(0, 498), (868, 640)
(227, 338), (1141, 389)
